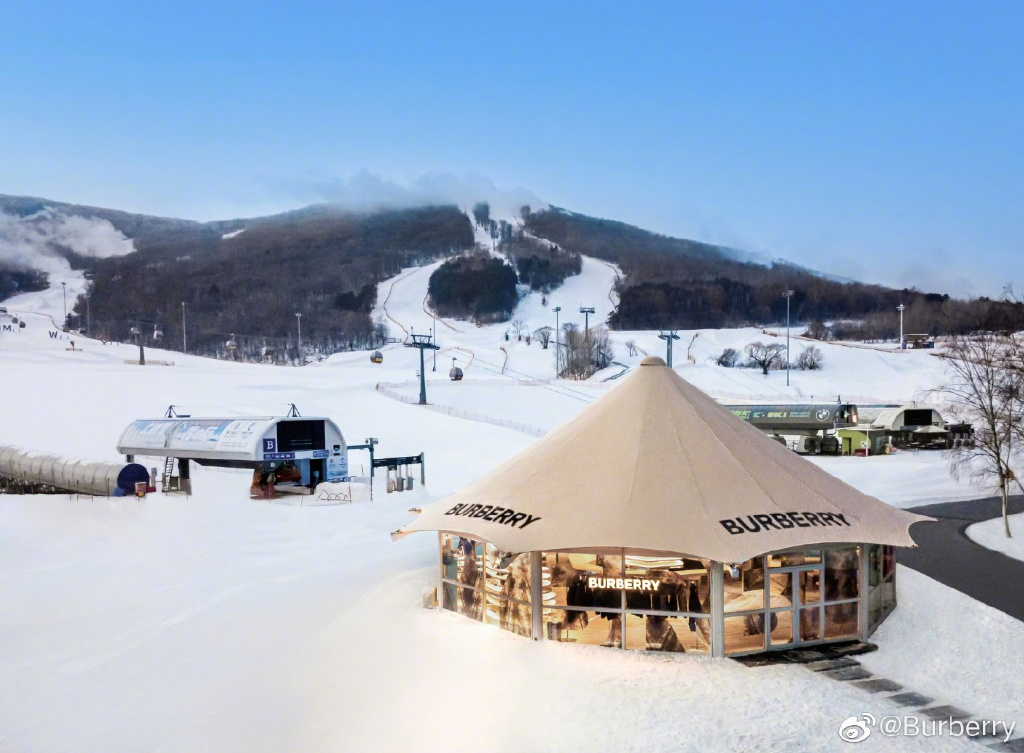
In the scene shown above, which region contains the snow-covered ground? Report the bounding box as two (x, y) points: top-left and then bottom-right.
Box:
(966, 513), (1024, 560)
(0, 253), (1016, 752)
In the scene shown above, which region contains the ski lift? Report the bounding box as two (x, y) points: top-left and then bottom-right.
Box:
(152, 325), (164, 340)
(371, 350), (383, 364)
(449, 357), (464, 382)
(129, 325), (141, 337)
(226, 334), (238, 350)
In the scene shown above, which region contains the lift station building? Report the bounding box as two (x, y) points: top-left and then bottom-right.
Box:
(117, 416), (348, 491)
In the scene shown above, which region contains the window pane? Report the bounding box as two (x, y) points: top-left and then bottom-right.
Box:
(800, 569), (821, 604)
(543, 552), (622, 607)
(770, 609), (793, 646)
(486, 547), (531, 602)
(825, 602), (860, 639)
(623, 556), (711, 613)
(882, 546), (896, 580)
(769, 572), (793, 608)
(442, 580), (459, 612)
(725, 615), (766, 654)
(444, 535), (483, 590)
(456, 585), (483, 621)
(724, 557), (764, 612)
(868, 544), (883, 587)
(546, 609), (621, 647)
(625, 613), (710, 653)
(800, 607), (821, 642)
(824, 547), (860, 601)
(485, 595), (531, 637)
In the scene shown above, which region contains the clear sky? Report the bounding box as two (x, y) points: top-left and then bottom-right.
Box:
(2, 1), (1021, 297)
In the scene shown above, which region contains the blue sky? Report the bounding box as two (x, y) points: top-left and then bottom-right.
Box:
(2, 1), (1021, 297)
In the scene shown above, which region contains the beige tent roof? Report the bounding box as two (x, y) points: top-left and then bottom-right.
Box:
(395, 357), (932, 563)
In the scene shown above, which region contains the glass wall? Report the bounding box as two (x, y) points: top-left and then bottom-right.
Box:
(867, 544), (897, 634)
(724, 547), (864, 655)
(438, 537), (887, 655)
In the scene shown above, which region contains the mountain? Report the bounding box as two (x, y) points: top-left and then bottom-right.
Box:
(3, 194), (1023, 357)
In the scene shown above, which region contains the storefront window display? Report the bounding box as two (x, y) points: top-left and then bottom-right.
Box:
(439, 541), (889, 656)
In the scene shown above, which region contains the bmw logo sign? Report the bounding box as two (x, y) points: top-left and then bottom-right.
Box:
(815, 408), (832, 421)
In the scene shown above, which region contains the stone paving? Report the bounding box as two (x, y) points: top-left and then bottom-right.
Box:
(735, 641), (1021, 748)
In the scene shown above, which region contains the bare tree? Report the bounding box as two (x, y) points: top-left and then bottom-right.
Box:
(796, 345), (824, 370)
(745, 341), (786, 375)
(534, 327), (552, 349)
(931, 333), (1024, 537)
(511, 318), (527, 341)
(625, 338), (637, 357)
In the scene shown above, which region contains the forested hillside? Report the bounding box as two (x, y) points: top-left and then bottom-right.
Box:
(0, 196), (474, 359)
(524, 207), (1024, 336)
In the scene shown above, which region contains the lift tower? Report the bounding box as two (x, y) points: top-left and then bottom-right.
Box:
(405, 331), (441, 405)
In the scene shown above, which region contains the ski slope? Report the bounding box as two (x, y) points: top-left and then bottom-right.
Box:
(0, 255), (1015, 752)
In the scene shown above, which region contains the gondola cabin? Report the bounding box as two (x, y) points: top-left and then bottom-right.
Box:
(371, 350), (383, 364)
(449, 358), (463, 381)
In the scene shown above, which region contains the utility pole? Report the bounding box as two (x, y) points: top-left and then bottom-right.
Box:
(897, 304), (905, 349)
(658, 330), (680, 367)
(61, 281), (67, 328)
(85, 292), (91, 336)
(553, 306), (561, 377)
(432, 318), (436, 372)
(295, 312), (302, 365)
(405, 331), (440, 405)
(579, 306), (595, 338)
(181, 302), (187, 354)
(784, 290), (794, 386)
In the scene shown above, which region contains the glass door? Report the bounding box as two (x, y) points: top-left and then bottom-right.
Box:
(768, 566), (824, 646)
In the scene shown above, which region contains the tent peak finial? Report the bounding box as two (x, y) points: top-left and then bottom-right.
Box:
(641, 356), (666, 366)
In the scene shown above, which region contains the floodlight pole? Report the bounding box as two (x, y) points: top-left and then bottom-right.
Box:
(432, 319), (436, 372)
(784, 290), (794, 386)
(295, 312), (302, 364)
(897, 304), (905, 349)
(658, 330), (680, 367)
(181, 302), (187, 354)
(553, 306), (562, 377)
(61, 282), (67, 327)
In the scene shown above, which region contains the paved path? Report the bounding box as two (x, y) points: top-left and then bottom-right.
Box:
(899, 495), (1024, 623)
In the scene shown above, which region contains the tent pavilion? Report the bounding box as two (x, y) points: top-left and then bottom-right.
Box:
(394, 357), (932, 656)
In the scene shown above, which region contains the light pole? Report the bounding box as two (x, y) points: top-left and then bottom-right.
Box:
(553, 306), (561, 377)
(295, 312), (302, 364)
(784, 290), (794, 386)
(432, 318), (436, 372)
(897, 304), (905, 349)
(61, 281), (67, 327)
(181, 302), (187, 354)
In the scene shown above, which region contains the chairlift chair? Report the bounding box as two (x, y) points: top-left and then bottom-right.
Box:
(152, 325), (164, 340)
(371, 350), (383, 364)
(226, 334), (238, 350)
